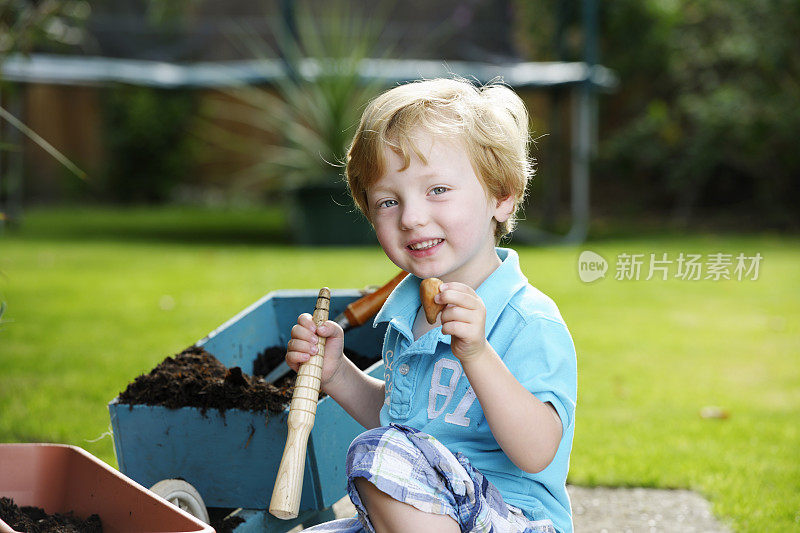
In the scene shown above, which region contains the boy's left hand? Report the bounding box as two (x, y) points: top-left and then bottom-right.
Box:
(437, 282), (488, 363)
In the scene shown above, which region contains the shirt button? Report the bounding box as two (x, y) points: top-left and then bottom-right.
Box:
(398, 363), (410, 375)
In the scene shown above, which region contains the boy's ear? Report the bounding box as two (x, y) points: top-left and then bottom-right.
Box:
(493, 195), (515, 223)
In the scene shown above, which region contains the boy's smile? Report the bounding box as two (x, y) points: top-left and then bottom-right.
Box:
(367, 129), (514, 288)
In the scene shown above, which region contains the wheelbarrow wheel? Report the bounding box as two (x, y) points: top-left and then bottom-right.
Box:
(150, 479), (210, 524)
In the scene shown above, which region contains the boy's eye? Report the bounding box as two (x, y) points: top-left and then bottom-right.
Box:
(431, 186), (448, 195)
(378, 199), (398, 208)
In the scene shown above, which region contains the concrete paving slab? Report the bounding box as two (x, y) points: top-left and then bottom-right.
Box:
(316, 485), (732, 532)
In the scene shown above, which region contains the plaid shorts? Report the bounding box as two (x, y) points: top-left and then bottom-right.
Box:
(304, 424), (557, 533)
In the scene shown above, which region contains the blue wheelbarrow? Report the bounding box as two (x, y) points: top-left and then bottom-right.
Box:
(108, 288), (392, 532)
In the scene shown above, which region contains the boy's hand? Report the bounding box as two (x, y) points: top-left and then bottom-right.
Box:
(437, 283), (489, 363)
(286, 313), (345, 387)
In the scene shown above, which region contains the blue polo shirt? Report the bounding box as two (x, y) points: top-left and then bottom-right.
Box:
(373, 248), (577, 533)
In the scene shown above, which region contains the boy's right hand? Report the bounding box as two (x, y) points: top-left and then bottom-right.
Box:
(286, 313), (345, 387)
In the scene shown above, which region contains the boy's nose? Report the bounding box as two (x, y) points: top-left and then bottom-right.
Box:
(399, 201), (428, 230)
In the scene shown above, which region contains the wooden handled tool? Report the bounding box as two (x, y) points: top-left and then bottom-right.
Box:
(269, 288), (330, 519)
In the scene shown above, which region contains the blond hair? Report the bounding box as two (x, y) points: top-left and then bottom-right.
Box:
(346, 77), (534, 240)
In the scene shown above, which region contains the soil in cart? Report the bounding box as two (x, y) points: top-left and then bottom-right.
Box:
(0, 496), (102, 533)
(252, 345), (380, 379)
(118, 345), (378, 414)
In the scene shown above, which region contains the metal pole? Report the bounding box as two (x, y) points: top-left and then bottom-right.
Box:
(279, 0), (300, 83)
(565, 82), (591, 243)
(564, 0), (597, 244)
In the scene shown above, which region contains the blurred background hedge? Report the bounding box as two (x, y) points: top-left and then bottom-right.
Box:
(3, 0), (799, 232)
(520, 0), (800, 230)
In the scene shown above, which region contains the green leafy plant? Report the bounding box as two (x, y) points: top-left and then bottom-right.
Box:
(0, 0), (89, 57)
(517, 0), (800, 229)
(598, 0), (800, 226)
(200, 0), (394, 193)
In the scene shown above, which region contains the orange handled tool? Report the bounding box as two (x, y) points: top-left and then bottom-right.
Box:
(263, 271), (409, 384)
(334, 270), (408, 331)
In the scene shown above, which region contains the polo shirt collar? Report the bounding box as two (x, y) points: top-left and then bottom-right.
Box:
(476, 248), (529, 333)
(374, 248), (528, 338)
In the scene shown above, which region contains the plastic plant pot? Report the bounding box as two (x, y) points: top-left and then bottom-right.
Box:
(0, 443), (214, 533)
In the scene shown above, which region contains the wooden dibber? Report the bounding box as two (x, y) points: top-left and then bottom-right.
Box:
(269, 288), (330, 519)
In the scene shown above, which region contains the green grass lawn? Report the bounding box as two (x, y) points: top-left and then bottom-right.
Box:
(1, 207), (798, 532)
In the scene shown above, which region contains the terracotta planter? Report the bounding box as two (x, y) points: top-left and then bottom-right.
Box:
(0, 443), (213, 533)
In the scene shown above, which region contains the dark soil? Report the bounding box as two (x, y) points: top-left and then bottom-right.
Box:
(0, 497), (102, 533)
(118, 346), (292, 414)
(252, 345), (380, 378)
(208, 508), (245, 533)
(251, 346), (287, 378)
(118, 345), (379, 414)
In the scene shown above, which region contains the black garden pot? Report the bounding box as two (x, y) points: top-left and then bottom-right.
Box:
(287, 183), (376, 245)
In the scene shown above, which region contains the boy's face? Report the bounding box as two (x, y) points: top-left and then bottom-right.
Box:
(367, 129), (513, 288)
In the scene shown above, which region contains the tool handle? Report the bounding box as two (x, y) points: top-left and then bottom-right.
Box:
(342, 271), (408, 329)
(269, 288), (330, 519)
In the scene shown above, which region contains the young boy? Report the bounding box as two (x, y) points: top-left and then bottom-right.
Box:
(286, 78), (577, 533)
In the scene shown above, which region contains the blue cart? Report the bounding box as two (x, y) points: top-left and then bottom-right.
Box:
(109, 289), (387, 532)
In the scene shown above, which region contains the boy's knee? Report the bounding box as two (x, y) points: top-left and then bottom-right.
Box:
(347, 425), (410, 456)
(355, 424), (407, 439)
(349, 425), (398, 448)
(346, 425), (419, 476)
